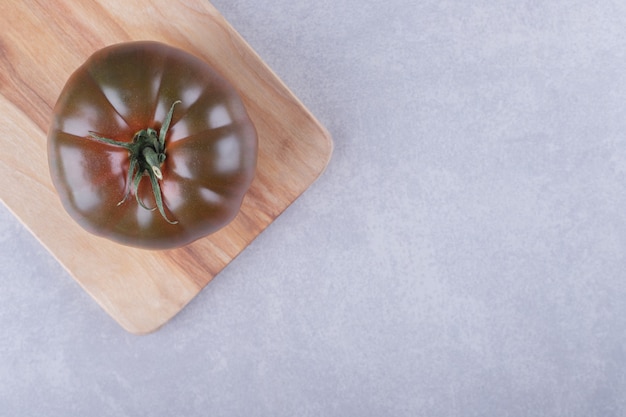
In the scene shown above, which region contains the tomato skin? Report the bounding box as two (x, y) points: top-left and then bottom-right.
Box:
(48, 41), (257, 249)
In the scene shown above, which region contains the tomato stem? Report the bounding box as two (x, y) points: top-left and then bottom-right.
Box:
(87, 100), (182, 224)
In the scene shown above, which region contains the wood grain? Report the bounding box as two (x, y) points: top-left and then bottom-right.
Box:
(0, 0), (332, 333)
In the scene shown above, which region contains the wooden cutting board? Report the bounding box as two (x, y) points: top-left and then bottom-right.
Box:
(0, 0), (332, 334)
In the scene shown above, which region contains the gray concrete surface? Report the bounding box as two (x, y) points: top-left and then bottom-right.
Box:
(2, 1), (626, 415)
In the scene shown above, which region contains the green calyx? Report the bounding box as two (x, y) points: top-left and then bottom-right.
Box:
(88, 100), (181, 224)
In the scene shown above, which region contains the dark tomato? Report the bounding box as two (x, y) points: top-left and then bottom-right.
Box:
(48, 41), (257, 250)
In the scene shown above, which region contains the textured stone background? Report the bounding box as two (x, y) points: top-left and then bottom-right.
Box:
(2, 1), (626, 415)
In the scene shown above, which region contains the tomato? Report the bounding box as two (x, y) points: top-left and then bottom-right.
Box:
(47, 41), (258, 250)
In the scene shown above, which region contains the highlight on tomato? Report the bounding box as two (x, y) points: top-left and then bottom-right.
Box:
(47, 41), (258, 250)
